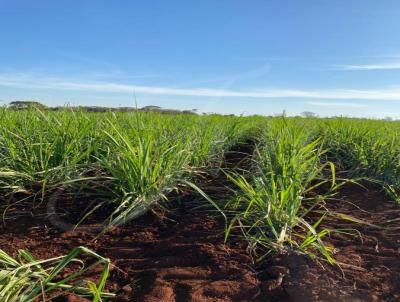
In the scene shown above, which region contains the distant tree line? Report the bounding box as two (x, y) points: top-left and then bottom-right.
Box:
(8, 101), (47, 110)
(6, 101), (198, 115)
(5, 101), (398, 120)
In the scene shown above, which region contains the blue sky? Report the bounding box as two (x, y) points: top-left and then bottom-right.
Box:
(1, 0), (400, 117)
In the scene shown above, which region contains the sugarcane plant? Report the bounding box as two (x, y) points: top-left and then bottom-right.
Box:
(0, 246), (114, 302)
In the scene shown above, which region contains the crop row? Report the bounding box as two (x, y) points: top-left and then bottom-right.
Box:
(1, 110), (400, 300)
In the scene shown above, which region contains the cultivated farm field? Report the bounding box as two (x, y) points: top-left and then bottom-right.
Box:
(0, 109), (399, 301)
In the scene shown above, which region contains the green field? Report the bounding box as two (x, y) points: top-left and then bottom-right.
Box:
(1, 108), (399, 300)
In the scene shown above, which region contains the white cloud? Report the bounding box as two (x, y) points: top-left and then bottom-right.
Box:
(1, 73), (400, 101)
(305, 101), (369, 108)
(335, 62), (400, 70)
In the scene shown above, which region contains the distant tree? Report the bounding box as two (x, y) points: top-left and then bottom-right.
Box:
(384, 116), (393, 121)
(8, 101), (47, 110)
(301, 111), (317, 118)
(141, 105), (162, 111)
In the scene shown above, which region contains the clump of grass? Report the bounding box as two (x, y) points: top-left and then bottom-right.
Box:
(220, 120), (338, 262)
(0, 109), (102, 196)
(97, 115), (192, 229)
(0, 246), (114, 301)
(67, 112), (245, 230)
(321, 118), (400, 202)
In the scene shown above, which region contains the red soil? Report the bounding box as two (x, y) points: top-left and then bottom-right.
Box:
(0, 193), (261, 301)
(1, 183), (400, 301)
(259, 184), (400, 301)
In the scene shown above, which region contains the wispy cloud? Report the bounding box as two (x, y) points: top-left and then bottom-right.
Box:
(305, 101), (369, 108)
(1, 73), (400, 101)
(335, 62), (400, 70)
